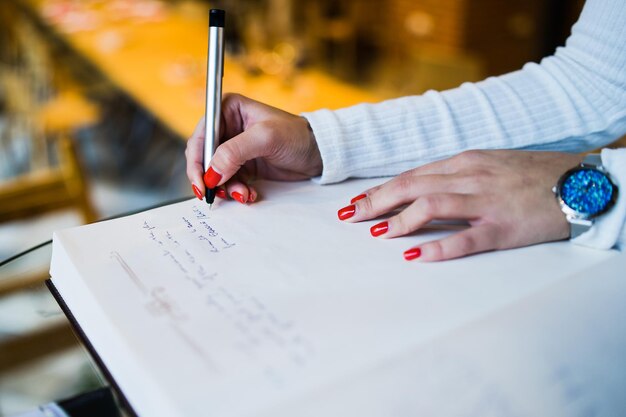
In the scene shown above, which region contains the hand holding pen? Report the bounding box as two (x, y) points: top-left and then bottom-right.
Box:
(188, 93), (323, 204)
(192, 9), (322, 206)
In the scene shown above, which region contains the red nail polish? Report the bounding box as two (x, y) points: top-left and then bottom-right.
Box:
(338, 204), (356, 220)
(231, 191), (246, 204)
(404, 247), (421, 261)
(216, 188), (227, 199)
(370, 221), (389, 237)
(192, 184), (203, 200)
(350, 194), (367, 204)
(203, 167), (222, 189)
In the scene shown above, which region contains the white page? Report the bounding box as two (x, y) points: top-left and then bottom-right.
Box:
(50, 179), (619, 417)
(279, 254), (626, 417)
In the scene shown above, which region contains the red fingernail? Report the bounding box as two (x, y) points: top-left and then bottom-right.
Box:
(203, 167), (222, 189)
(370, 221), (389, 237)
(350, 194), (367, 204)
(404, 247), (421, 261)
(192, 184), (203, 200)
(216, 188), (227, 199)
(338, 204), (356, 220)
(231, 191), (246, 204)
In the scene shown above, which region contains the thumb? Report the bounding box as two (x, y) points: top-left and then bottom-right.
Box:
(203, 125), (270, 188)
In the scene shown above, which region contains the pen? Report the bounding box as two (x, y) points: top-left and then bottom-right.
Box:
(203, 9), (225, 208)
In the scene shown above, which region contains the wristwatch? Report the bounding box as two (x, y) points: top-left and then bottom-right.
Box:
(553, 154), (618, 238)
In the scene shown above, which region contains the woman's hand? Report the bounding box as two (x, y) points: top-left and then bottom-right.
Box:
(338, 150), (583, 262)
(186, 93), (323, 203)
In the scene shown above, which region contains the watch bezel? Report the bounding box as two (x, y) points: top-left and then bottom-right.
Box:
(554, 165), (618, 221)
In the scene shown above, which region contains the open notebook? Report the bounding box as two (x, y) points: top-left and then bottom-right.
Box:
(50, 179), (626, 417)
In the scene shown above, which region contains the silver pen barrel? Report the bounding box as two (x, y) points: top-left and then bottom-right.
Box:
(203, 10), (225, 174)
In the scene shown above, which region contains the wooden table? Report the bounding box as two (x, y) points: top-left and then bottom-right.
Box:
(19, 0), (381, 139)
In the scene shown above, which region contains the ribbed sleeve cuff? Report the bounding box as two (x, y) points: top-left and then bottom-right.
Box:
(302, 109), (351, 184)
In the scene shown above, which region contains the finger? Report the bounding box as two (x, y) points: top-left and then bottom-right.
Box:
(225, 180), (251, 204)
(205, 124), (272, 188)
(220, 93), (262, 140)
(357, 151), (493, 201)
(215, 187), (227, 199)
(340, 174), (465, 223)
(356, 166), (469, 201)
(248, 185), (258, 203)
(401, 157), (457, 176)
(221, 93), (296, 136)
(370, 194), (482, 239)
(406, 224), (500, 262)
(186, 117), (206, 195)
(202, 94), (260, 189)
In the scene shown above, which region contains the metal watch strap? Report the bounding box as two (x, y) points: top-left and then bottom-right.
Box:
(582, 153), (602, 167)
(570, 219), (593, 239)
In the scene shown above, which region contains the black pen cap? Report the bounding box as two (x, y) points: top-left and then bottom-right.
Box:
(209, 9), (225, 27)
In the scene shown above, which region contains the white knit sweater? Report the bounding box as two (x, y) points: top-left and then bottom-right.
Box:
(303, 0), (626, 250)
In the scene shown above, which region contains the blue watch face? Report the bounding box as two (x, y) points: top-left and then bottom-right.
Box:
(560, 168), (615, 216)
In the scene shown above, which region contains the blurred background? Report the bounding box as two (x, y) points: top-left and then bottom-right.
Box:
(0, 0), (597, 414)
